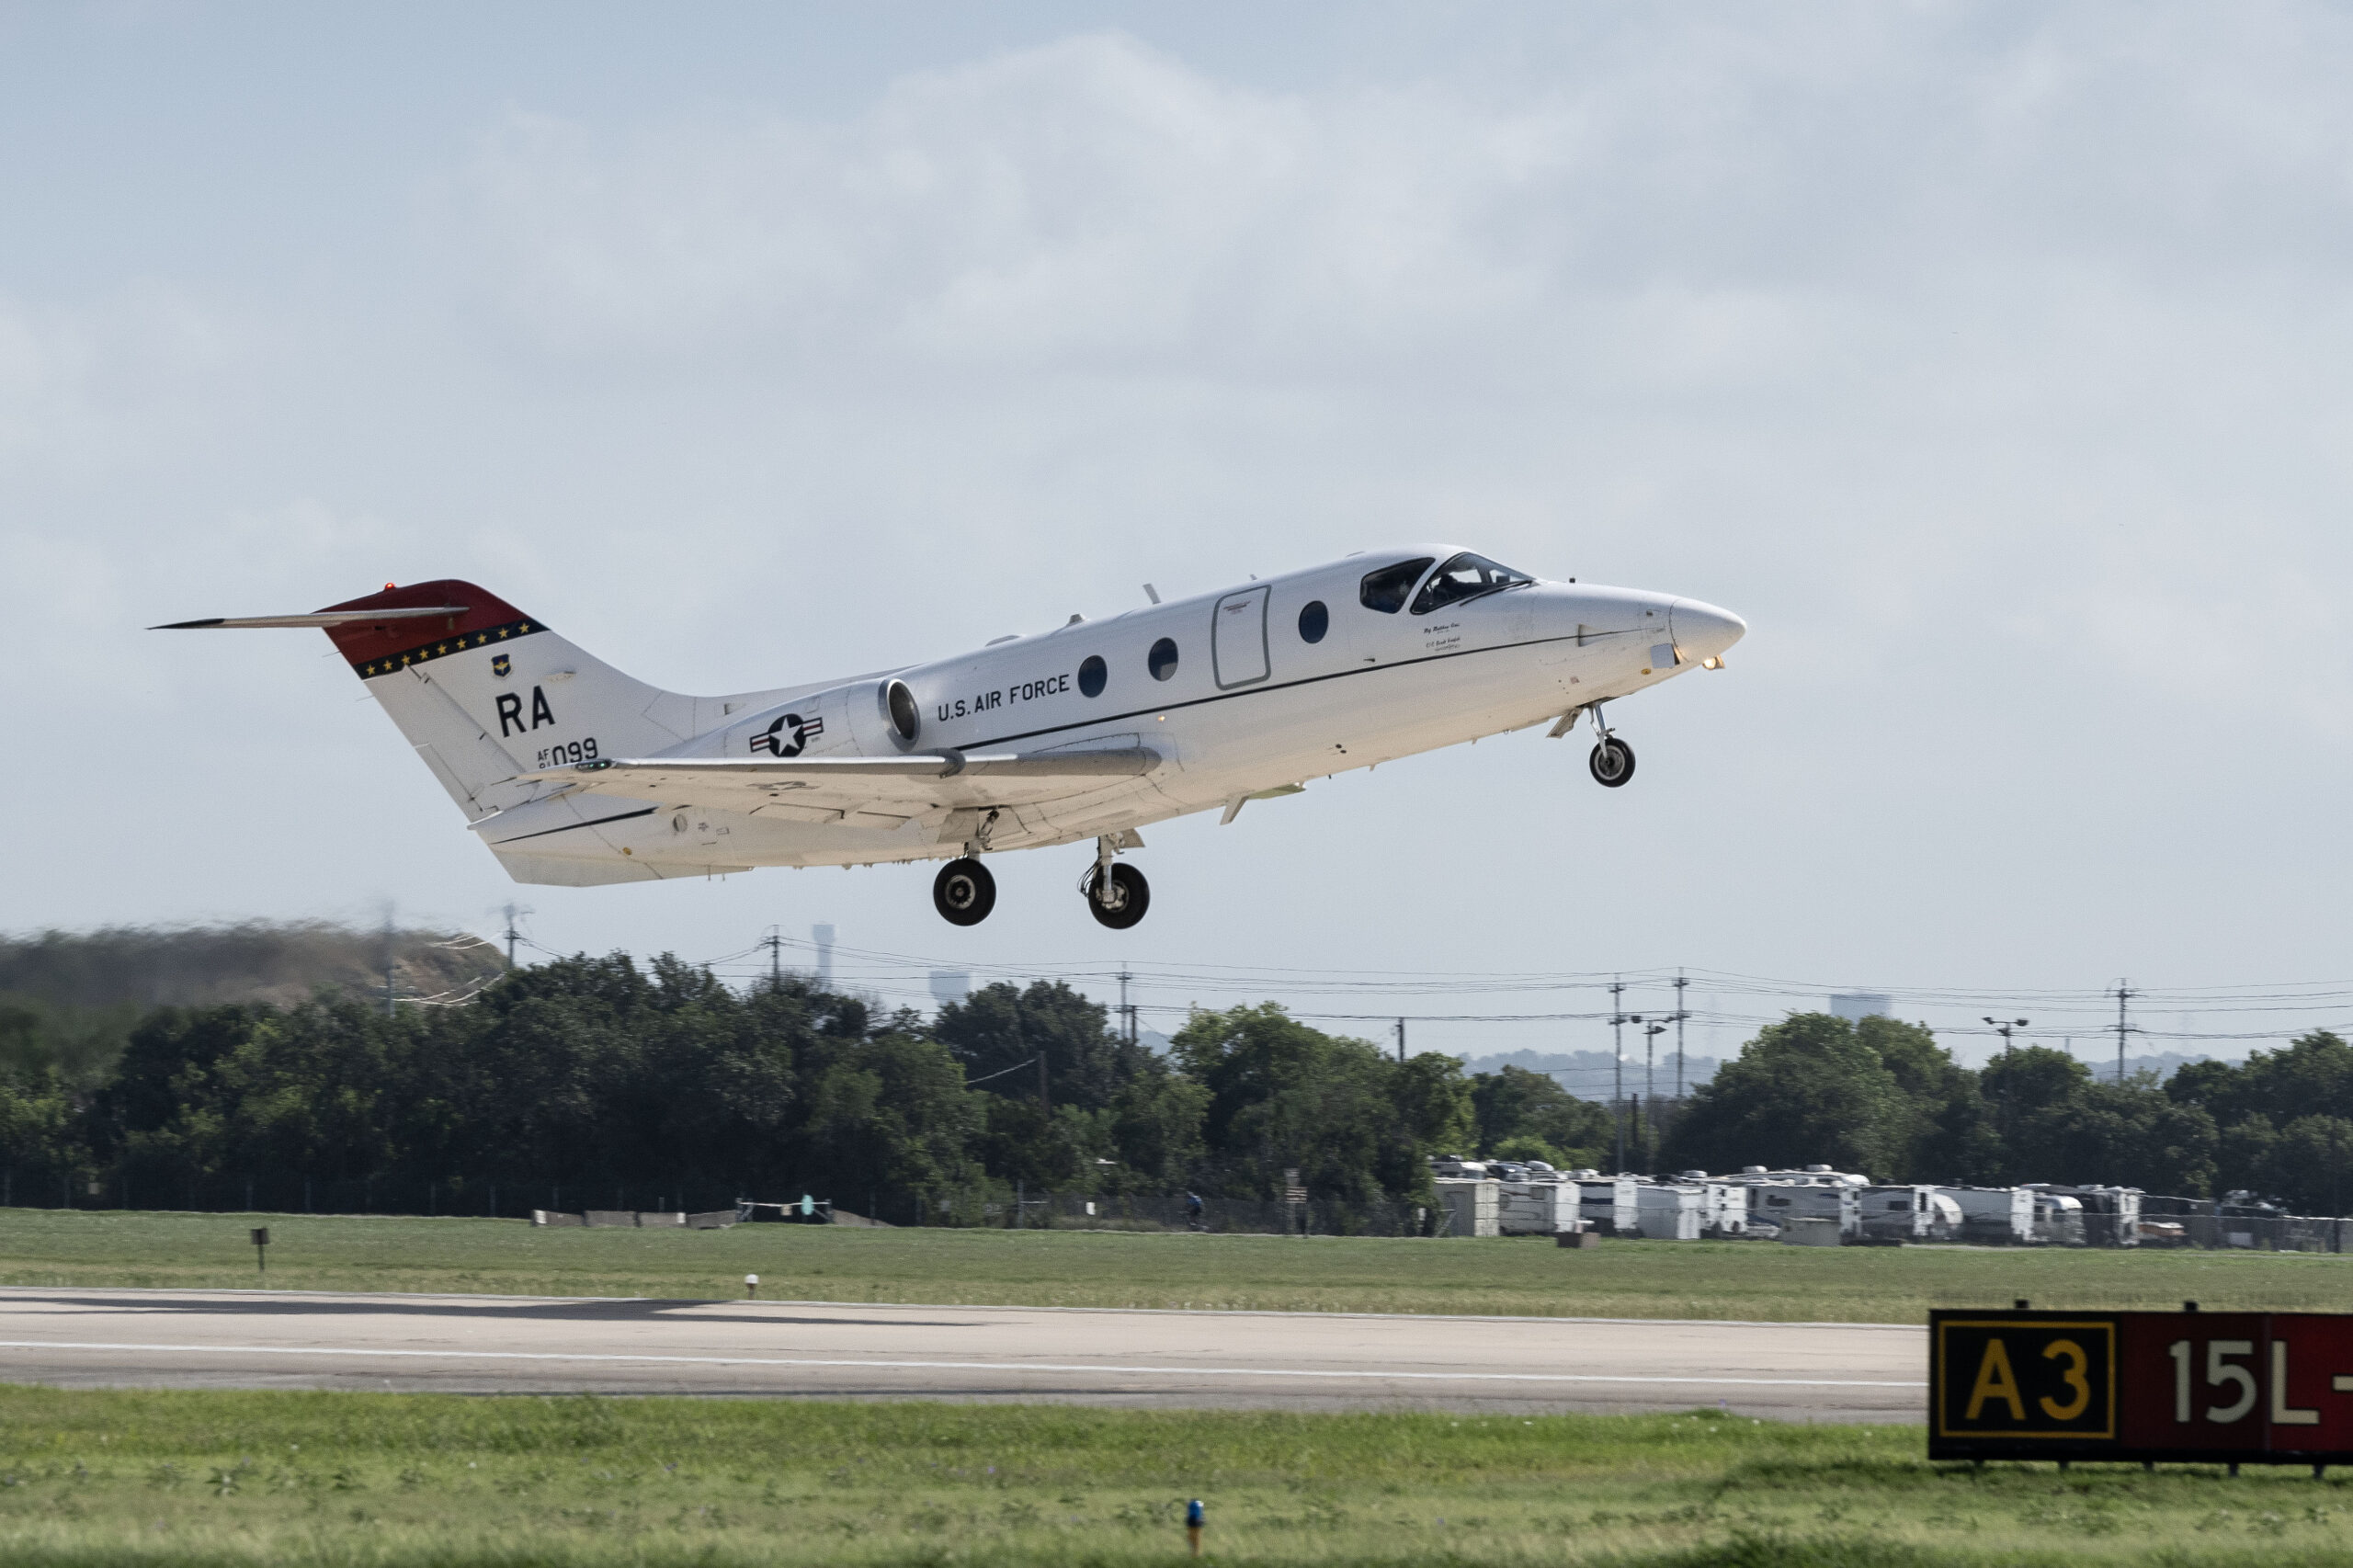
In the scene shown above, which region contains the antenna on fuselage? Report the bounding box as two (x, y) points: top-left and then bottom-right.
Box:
(1142, 585), (1161, 604)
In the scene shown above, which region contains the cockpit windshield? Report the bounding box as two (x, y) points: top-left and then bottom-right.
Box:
(1408, 552), (1533, 616)
(1358, 556), (1436, 615)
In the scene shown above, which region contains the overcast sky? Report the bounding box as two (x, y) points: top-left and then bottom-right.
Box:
(5, 3), (2349, 1064)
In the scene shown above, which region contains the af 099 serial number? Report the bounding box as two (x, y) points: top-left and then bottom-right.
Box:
(535, 738), (597, 768)
(1929, 1310), (2353, 1465)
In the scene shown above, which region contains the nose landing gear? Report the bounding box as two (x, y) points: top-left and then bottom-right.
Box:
(1557, 701), (1637, 788)
(1081, 834), (1151, 929)
(933, 858), (996, 926)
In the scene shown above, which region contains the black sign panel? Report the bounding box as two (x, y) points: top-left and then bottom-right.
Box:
(1933, 1316), (2115, 1443)
(1929, 1309), (2353, 1467)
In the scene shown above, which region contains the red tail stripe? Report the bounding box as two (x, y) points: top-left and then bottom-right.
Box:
(319, 579), (541, 673)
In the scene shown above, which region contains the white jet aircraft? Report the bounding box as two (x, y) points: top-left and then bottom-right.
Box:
(161, 549), (1743, 927)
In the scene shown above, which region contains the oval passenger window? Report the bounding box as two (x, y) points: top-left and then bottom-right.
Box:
(1078, 654), (1107, 698)
(1148, 638), (1179, 681)
(1298, 600), (1328, 643)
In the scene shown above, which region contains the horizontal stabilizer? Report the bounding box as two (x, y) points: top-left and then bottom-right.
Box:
(152, 607), (470, 630)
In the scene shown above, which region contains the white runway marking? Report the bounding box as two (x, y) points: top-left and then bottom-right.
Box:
(0, 1339), (1926, 1390)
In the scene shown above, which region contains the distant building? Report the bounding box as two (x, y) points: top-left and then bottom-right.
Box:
(928, 969), (971, 1007)
(1829, 993), (1893, 1023)
(813, 924), (835, 988)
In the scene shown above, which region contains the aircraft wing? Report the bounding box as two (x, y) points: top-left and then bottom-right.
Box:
(519, 747), (1163, 812)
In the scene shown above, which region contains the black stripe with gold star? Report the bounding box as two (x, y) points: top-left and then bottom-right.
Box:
(351, 619), (547, 678)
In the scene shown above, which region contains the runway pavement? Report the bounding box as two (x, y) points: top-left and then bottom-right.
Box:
(0, 1286), (1927, 1420)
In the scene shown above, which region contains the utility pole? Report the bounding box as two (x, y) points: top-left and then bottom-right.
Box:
(501, 903), (527, 970)
(1672, 969), (1691, 1102)
(1608, 978), (1637, 1173)
(2112, 980), (2137, 1085)
(1395, 1017), (1406, 1063)
(1118, 969), (1137, 1047)
(762, 926), (784, 989)
(1642, 1022), (1667, 1168)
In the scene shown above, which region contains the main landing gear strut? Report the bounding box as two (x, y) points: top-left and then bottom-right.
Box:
(933, 808), (1000, 926)
(1081, 834), (1150, 930)
(929, 822), (1153, 929)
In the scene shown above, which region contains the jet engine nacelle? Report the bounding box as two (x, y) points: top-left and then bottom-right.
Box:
(722, 676), (921, 763)
(836, 676), (921, 755)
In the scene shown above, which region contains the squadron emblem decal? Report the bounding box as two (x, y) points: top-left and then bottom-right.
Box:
(751, 713), (822, 758)
(491, 653), (511, 678)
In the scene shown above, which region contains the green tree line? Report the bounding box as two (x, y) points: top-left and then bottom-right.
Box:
(1660, 1012), (2353, 1210)
(5, 967), (2344, 1216)
(0, 956), (1531, 1221)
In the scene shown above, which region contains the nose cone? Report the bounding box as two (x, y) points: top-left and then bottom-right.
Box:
(1671, 598), (1746, 663)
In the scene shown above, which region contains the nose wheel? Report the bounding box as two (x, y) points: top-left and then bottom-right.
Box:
(1589, 736), (1635, 788)
(933, 857), (996, 926)
(1083, 862), (1150, 929)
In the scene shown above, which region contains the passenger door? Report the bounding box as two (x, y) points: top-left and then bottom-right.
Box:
(1211, 585), (1270, 688)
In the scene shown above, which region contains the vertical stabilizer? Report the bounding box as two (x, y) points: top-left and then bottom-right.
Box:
(316, 581), (694, 823)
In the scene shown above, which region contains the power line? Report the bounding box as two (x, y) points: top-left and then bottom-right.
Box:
(503, 924), (2353, 1058)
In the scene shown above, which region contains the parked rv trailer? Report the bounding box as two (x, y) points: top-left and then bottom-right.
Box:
(2034, 1185), (2143, 1247)
(1700, 1182), (1751, 1237)
(1576, 1177), (1641, 1237)
(1432, 1177), (1500, 1237)
(1746, 1181), (1861, 1239)
(1938, 1187), (2037, 1244)
(1636, 1184), (1706, 1241)
(1859, 1186), (1963, 1243)
(2030, 1189), (2086, 1246)
(1496, 1181), (1579, 1235)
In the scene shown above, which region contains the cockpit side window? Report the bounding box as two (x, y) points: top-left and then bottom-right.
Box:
(1408, 552), (1533, 616)
(1358, 557), (1435, 615)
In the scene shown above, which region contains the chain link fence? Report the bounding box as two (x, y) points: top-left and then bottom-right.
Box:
(938, 1190), (1432, 1236)
(16, 1168), (2353, 1253)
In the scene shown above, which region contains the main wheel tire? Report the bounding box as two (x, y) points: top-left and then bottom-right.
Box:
(1588, 736), (1636, 788)
(933, 858), (996, 926)
(1083, 862), (1151, 930)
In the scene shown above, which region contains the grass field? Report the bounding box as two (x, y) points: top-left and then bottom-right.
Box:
(4, 1385), (2351, 1566)
(5, 1208), (2353, 1323)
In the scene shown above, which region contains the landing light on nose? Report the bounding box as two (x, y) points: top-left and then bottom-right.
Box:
(1670, 598), (1746, 667)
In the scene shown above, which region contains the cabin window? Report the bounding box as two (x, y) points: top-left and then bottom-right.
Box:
(1148, 638), (1179, 681)
(1078, 654), (1107, 698)
(1358, 558), (1433, 614)
(1408, 552), (1533, 616)
(1297, 600), (1329, 643)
